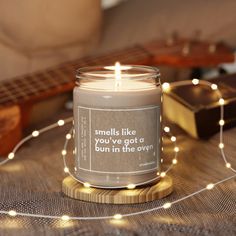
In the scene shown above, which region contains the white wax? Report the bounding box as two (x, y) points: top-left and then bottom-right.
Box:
(75, 79), (161, 108)
(80, 79), (156, 91)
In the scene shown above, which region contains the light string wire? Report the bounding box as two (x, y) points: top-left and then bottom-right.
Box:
(0, 79), (235, 221)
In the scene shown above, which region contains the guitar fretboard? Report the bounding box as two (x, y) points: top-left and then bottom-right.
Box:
(0, 45), (150, 107)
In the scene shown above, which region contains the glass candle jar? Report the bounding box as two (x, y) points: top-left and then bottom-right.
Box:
(73, 64), (162, 188)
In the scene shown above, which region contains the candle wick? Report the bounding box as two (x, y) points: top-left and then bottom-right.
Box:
(115, 62), (122, 90)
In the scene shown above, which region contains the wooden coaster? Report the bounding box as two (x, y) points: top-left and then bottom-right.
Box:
(62, 176), (173, 204)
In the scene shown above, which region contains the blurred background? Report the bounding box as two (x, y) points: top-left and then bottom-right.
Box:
(1, 0), (236, 82)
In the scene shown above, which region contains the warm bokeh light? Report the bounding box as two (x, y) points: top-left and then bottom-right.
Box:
(160, 172), (166, 178)
(113, 214), (122, 220)
(83, 182), (91, 188)
(163, 202), (172, 209)
(8, 210), (17, 216)
(206, 183), (214, 190)
(32, 130), (39, 137)
(211, 84), (218, 90)
(162, 82), (170, 92)
(58, 120), (65, 126)
(61, 215), (70, 221)
(164, 126), (170, 133)
(192, 78), (199, 85)
(127, 184), (136, 189)
(61, 150), (67, 155)
(8, 152), (15, 160)
(219, 98), (225, 105)
(219, 120), (225, 126)
(219, 143), (224, 149)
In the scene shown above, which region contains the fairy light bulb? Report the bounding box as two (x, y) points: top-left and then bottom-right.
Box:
(162, 82), (170, 92)
(8, 152), (15, 160)
(66, 134), (72, 140)
(219, 120), (225, 126)
(172, 159), (177, 164)
(127, 184), (136, 189)
(171, 136), (176, 142)
(219, 143), (224, 149)
(58, 120), (65, 126)
(219, 98), (225, 105)
(61, 150), (67, 155)
(160, 172), (166, 178)
(211, 84), (218, 90)
(163, 202), (172, 209)
(64, 167), (69, 173)
(113, 214), (122, 220)
(8, 210), (17, 216)
(206, 183), (214, 190)
(61, 215), (70, 221)
(32, 130), (39, 137)
(192, 78), (199, 85)
(174, 147), (179, 152)
(83, 182), (91, 188)
(164, 126), (170, 133)
(226, 163), (231, 168)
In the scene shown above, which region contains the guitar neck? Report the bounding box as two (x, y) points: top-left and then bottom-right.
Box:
(0, 45), (151, 107)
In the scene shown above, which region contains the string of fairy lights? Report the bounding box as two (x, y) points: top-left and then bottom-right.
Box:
(0, 79), (235, 222)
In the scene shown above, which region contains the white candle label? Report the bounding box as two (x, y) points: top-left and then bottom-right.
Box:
(76, 106), (160, 174)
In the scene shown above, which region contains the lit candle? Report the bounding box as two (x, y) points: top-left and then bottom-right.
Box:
(73, 63), (162, 188)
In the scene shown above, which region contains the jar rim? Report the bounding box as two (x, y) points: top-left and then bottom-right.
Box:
(76, 65), (160, 81)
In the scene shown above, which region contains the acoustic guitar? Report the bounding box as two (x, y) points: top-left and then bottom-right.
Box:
(0, 38), (234, 155)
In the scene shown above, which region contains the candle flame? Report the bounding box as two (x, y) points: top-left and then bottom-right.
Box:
(115, 62), (121, 81)
(104, 63), (131, 71)
(115, 62), (121, 89)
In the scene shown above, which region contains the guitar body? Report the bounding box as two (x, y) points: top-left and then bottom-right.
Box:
(0, 105), (22, 155)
